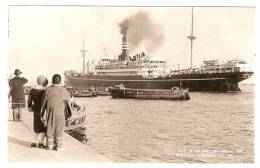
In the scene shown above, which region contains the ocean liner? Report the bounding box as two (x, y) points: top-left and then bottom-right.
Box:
(64, 8), (253, 92)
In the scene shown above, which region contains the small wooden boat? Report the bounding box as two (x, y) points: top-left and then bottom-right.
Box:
(95, 88), (111, 96)
(108, 85), (190, 100)
(65, 102), (86, 131)
(95, 91), (111, 96)
(64, 101), (87, 143)
(66, 87), (97, 97)
(71, 91), (97, 97)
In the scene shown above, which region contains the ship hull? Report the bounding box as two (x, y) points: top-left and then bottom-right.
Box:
(64, 72), (253, 92)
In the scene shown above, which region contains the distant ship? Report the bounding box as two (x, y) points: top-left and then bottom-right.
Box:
(64, 8), (253, 92)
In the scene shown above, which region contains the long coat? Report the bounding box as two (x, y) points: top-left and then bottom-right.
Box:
(27, 88), (46, 133)
(9, 76), (28, 108)
(41, 85), (70, 137)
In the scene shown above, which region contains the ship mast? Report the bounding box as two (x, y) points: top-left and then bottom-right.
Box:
(80, 37), (87, 76)
(187, 7), (196, 69)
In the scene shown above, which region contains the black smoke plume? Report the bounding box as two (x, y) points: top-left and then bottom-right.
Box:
(119, 11), (164, 52)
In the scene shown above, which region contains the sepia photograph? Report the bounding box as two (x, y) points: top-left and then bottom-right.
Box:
(1, 0), (258, 166)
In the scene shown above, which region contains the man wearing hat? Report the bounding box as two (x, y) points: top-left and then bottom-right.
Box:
(9, 69), (28, 122)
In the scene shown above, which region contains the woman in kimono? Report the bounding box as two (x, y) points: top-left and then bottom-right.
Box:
(27, 75), (48, 148)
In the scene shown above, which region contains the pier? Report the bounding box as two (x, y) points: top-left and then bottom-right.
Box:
(8, 107), (110, 162)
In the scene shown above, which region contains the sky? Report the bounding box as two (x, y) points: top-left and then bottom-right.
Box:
(8, 6), (255, 84)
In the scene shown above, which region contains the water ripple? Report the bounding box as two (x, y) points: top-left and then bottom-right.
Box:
(73, 84), (254, 163)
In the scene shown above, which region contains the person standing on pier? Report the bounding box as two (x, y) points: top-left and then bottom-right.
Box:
(27, 75), (48, 148)
(8, 69), (28, 122)
(40, 74), (70, 151)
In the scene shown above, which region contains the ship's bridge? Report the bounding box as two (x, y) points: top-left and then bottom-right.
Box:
(94, 53), (169, 77)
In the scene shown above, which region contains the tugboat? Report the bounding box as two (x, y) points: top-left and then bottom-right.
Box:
(108, 84), (190, 100)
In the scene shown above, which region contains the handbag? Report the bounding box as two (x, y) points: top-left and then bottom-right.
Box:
(64, 100), (72, 120)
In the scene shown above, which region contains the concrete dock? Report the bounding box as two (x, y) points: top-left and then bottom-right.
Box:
(8, 108), (110, 162)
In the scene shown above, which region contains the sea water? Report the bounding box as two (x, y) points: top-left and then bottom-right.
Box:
(73, 84), (254, 163)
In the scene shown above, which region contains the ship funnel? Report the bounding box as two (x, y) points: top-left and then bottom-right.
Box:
(121, 31), (129, 61)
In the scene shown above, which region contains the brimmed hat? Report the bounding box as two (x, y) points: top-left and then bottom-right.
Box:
(14, 69), (22, 75)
